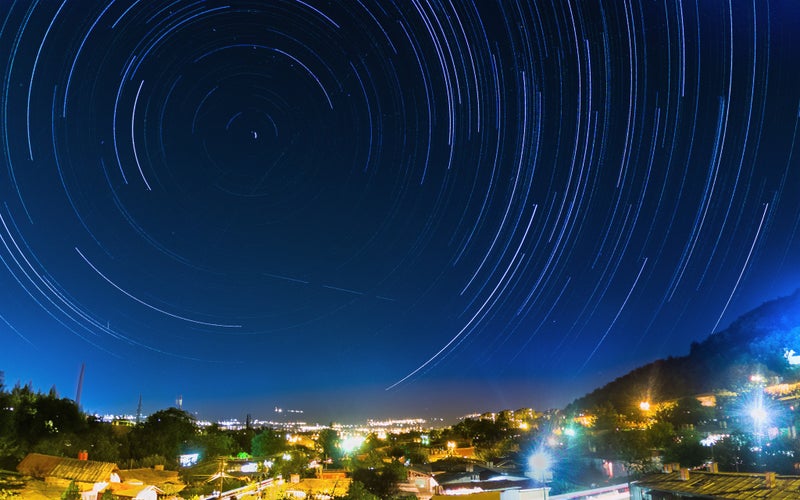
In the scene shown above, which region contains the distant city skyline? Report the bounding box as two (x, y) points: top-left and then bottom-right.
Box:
(1, 1), (799, 422)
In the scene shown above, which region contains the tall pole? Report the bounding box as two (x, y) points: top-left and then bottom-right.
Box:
(75, 363), (85, 409)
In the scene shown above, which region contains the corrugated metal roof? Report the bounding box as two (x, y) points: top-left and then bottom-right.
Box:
(17, 453), (63, 478)
(634, 470), (800, 499)
(17, 453), (118, 483)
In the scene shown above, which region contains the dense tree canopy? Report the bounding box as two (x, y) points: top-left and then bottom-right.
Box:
(251, 428), (286, 457)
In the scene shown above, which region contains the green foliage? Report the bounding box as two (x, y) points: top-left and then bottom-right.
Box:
(230, 427), (256, 455)
(139, 455), (169, 468)
(592, 403), (624, 432)
(129, 408), (197, 467)
(659, 397), (715, 430)
(601, 430), (657, 476)
(251, 428), (286, 457)
(60, 480), (80, 500)
(0, 383), (91, 468)
(318, 428), (342, 463)
(661, 430), (707, 468)
(342, 480), (380, 500)
(196, 425), (235, 461)
(713, 432), (757, 472)
(350, 462), (406, 499)
(273, 448), (313, 478)
(100, 489), (118, 500)
(762, 435), (800, 474)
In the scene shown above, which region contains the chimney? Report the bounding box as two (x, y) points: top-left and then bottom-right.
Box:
(78, 450), (88, 461)
(679, 468), (690, 481)
(154, 465), (164, 471)
(766, 472), (777, 489)
(708, 462), (719, 473)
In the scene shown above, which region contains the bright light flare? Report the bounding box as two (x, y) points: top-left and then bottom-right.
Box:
(527, 449), (552, 482)
(749, 405), (768, 426)
(339, 435), (365, 454)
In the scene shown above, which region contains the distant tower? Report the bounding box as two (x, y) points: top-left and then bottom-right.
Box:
(75, 363), (85, 408)
(176, 395), (183, 410)
(0, 370), (4, 390)
(136, 395), (143, 424)
(246, 413), (252, 429)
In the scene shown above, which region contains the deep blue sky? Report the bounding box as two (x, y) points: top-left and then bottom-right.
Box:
(0, 1), (799, 423)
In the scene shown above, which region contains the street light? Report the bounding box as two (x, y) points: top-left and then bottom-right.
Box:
(747, 395), (771, 471)
(749, 405), (768, 428)
(527, 449), (552, 499)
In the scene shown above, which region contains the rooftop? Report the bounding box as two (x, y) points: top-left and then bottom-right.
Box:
(633, 470), (800, 499)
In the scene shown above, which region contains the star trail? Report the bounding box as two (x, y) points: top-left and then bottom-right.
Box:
(0, 0), (798, 420)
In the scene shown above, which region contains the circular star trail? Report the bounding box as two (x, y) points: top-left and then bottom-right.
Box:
(0, 1), (798, 418)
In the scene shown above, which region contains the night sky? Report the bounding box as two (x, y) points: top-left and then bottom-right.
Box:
(1, 1), (799, 423)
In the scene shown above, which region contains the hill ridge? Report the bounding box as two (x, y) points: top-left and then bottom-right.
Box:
(568, 288), (800, 412)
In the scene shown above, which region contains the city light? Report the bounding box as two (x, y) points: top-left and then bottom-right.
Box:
(700, 434), (727, 447)
(639, 401), (651, 412)
(179, 453), (200, 467)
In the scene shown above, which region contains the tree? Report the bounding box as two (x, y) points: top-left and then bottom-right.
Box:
(13, 389), (85, 450)
(350, 462), (406, 499)
(592, 403), (624, 432)
(129, 408), (197, 467)
(713, 432), (756, 472)
(251, 428), (286, 457)
(659, 397), (714, 430)
(100, 490), (118, 500)
(196, 424), (235, 461)
(61, 481), (80, 500)
(274, 449), (312, 478)
(762, 435), (800, 474)
(317, 428), (341, 463)
(83, 416), (123, 463)
(661, 430), (707, 468)
(603, 430), (656, 477)
(342, 480), (380, 500)
(645, 421), (676, 450)
(231, 427), (257, 455)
